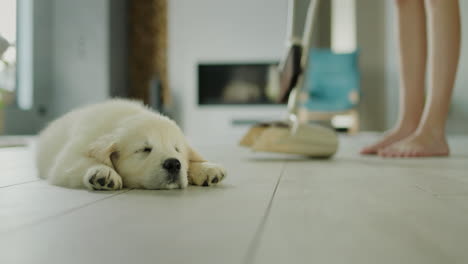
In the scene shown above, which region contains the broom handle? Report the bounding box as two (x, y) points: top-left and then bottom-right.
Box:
(287, 0), (319, 120)
(285, 0), (303, 46)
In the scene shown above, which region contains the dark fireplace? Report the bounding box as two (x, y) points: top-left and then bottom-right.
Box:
(198, 62), (284, 105)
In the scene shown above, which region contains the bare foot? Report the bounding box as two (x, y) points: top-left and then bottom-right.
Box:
(360, 126), (417, 155)
(377, 131), (450, 158)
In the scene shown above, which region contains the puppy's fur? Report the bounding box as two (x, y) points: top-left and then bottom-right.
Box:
(36, 99), (226, 190)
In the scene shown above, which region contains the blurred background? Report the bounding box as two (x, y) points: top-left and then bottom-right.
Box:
(0, 0), (467, 144)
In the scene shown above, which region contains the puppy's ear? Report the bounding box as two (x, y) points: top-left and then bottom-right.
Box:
(187, 145), (206, 163)
(88, 134), (118, 168)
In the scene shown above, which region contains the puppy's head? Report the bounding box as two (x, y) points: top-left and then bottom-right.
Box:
(88, 113), (202, 189)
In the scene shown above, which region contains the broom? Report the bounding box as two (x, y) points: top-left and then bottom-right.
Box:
(239, 0), (338, 157)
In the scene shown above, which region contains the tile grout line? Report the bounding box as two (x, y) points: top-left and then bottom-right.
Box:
(338, 157), (467, 170)
(0, 179), (40, 189)
(243, 161), (287, 264)
(1, 188), (134, 236)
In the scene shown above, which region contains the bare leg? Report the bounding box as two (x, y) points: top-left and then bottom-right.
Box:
(379, 0), (460, 157)
(361, 0), (427, 155)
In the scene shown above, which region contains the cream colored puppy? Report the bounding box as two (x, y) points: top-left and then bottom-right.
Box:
(36, 99), (226, 190)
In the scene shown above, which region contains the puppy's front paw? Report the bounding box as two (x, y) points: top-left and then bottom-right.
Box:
(84, 165), (123, 191)
(189, 162), (226, 187)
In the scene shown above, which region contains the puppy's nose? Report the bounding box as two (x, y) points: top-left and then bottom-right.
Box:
(163, 158), (181, 174)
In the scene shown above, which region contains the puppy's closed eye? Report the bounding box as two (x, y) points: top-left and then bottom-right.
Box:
(143, 147), (152, 153)
(136, 147), (153, 154)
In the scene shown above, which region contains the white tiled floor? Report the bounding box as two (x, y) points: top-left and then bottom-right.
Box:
(1, 134), (467, 264)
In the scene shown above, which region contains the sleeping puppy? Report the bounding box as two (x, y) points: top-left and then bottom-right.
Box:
(36, 99), (226, 190)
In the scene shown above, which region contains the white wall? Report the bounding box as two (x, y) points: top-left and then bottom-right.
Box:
(169, 0), (288, 143)
(449, 1), (468, 133)
(383, 0), (399, 132)
(355, 0), (388, 131)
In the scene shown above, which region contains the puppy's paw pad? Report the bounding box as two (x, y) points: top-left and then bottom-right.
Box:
(190, 162), (226, 187)
(202, 179), (209, 187)
(84, 166), (122, 191)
